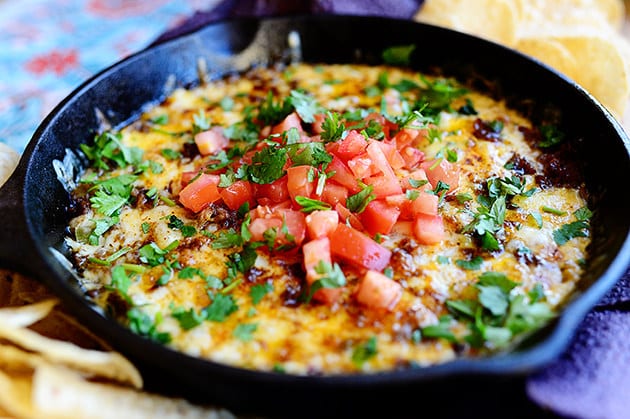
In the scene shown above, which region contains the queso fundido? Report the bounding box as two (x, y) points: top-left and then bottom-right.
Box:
(65, 52), (591, 374)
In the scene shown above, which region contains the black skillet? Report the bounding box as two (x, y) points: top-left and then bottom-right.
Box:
(1, 15), (630, 417)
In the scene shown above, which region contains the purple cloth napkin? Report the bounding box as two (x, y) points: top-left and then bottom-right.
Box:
(156, 2), (630, 417)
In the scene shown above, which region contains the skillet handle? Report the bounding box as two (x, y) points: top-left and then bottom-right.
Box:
(0, 165), (44, 278)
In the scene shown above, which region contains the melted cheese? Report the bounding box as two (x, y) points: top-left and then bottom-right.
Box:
(67, 63), (589, 374)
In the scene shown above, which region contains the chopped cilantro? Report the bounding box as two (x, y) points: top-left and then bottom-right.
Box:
(455, 256), (483, 270)
(406, 190), (420, 201)
(458, 98), (478, 115)
(538, 124), (565, 148)
(250, 283), (273, 305)
(171, 307), (206, 330)
(211, 228), (244, 249)
(138, 241), (178, 267)
(351, 336), (378, 367)
(289, 90), (323, 123)
(295, 196), (332, 213)
(437, 255), (450, 265)
(347, 184), (376, 214)
(409, 179), (429, 188)
(287, 142), (332, 167)
(80, 131), (143, 171)
(161, 148), (181, 160)
(382, 44), (415, 66)
(528, 283), (545, 303)
(205, 294), (238, 322)
(141, 222), (151, 234)
(220, 97), (235, 111)
(553, 220), (589, 246)
(530, 212), (543, 228)
(127, 308), (171, 344)
(574, 206), (592, 221)
(233, 323), (258, 342)
(108, 265), (132, 297)
(192, 110), (211, 134)
(456, 193), (473, 203)
(258, 91), (293, 126)
(421, 315), (457, 343)
(90, 190), (128, 217)
(150, 114), (169, 125)
(320, 111), (345, 142)
(246, 145), (287, 184)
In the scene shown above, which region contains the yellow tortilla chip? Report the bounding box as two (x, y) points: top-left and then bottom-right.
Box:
(0, 299), (57, 328)
(414, 0), (519, 46)
(32, 364), (234, 419)
(0, 318), (142, 388)
(515, 37), (578, 79)
(512, 0), (624, 30)
(0, 143), (19, 189)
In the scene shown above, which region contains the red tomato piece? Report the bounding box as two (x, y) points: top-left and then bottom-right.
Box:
(400, 146), (424, 169)
(384, 194), (412, 220)
(312, 113), (326, 134)
(326, 156), (360, 193)
(179, 174), (221, 213)
(392, 128), (421, 149)
(391, 221), (414, 236)
(421, 159), (460, 194)
(378, 141), (405, 170)
(305, 210), (339, 239)
(413, 214), (446, 245)
(359, 200), (400, 236)
(335, 203), (365, 231)
(194, 127), (229, 156)
(180, 171), (199, 188)
(248, 207), (306, 247)
(320, 182), (348, 206)
(271, 112), (303, 135)
(347, 153), (377, 179)
(410, 191), (439, 216)
(287, 165), (315, 204)
(355, 270), (402, 311)
(364, 174), (402, 198)
(335, 130), (367, 161)
(302, 237), (343, 305)
(220, 180), (254, 211)
(248, 217), (283, 242)
(401, 169), (431, 191)
(329, 223), (391, 271)
(366, 141), (397, 180)
(254, 176), (290, 204)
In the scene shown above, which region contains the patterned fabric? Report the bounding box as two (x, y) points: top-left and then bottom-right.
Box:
(0, 0), (219, 153)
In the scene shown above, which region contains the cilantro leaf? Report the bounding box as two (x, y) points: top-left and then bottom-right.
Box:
(458, 98), (478, 115)
(205, 294), (238, 322)
(455, 256), (483, 270)
(80, 132), (143, 171)
(247, 146), (287, 184)
(347, 184), (376, 214)
(233, 323), (258, 341)
(420, 315), (457, 343)
(382, 44), (415, 66)
(127, 308), (171, 344)
(295, 196), (332, 213)
(287, 142), (332, 167)
(171, 307), (206, 330)
(538, 124), (565, 148)
(351, 336), (378, 367)
(257, 91), (293, 126)
(320, 111), (345, 142)
(250, 283), (273, 305)
(289, 90), (323, 123)
(553, 220), (589, 245)
(90, 190), (128, 217)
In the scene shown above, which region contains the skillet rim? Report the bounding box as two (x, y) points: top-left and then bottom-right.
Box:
(7, 13), (630, 397)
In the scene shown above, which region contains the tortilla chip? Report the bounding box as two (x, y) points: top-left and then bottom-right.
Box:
(515, 37), (578, 79)
(0, 299), (57, 328)
(512, 0), (624, 30)
(0, 319), (142, 388)
(0, 143), (19, 189)
(0, 369), (39, 419)
(32, 364), (234, 419)
(414, 0), (519, 46)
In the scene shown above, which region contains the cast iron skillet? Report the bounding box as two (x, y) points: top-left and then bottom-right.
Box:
(1, 15), (630, 417)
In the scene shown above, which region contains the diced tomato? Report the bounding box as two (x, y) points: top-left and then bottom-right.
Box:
(410, 191), (439, 216)
(248, 207), (306, 247)
(329, 223), (391, 271)
(180, 171), (199, 188)
(391, 221), (414, 236)
(335, 203), (364, 231)
(194, 127), (229, 156)
(335, 130), (367, 161)
(392, 128), (422, 149)
(326, 156), (360, 193)
(271, 112), (303, 135)
(179, 174), (221, 213)
(400, 146), (424, 169)
(286, 165), (315, 204)
(378, 141), (405, 170)
(355, 270), (402, 311)
(220, 180), (253, 211)
(320, 182), (348, 206)
(305, 210), (339, 239)
(347, 153), (377, 179)
(384, 194), (412, 220)
(364, 174), (402, 198)
(302, 237), (343, 305)
(364, 112), (391, 139)
(413, 213), (446, 245)
(366, 141), (397, 180)
(254, 176), (290, 204)
(421, 159), (460, 194)
(359, 200), (400, 236)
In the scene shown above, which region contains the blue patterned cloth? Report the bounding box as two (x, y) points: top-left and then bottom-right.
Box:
(0, 0), (217, 153)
